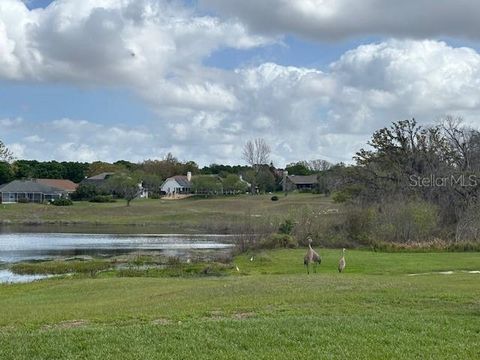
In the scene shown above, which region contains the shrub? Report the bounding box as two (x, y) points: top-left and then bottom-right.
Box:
(278, 219), (294, 235)
(71, 183), (102, 201)
(344, 206), (374, 244)
(17, 198), (29, 203)
(372, 200), (439, 243)
(260, 233), (298, 249)
(51, 198), (73, 206)
(456, 204), (480, 242)
(332, 185), (363, 203)
(271, 195), (279, 201)
(117, 262), (232, 278)
(89, 195), (116, 203)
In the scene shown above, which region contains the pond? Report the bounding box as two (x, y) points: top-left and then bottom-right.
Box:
(0, 232), (234, 283)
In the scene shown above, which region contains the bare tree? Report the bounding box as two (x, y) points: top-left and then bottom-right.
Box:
(309, 159), (333, 172)
(242, 138), (271, 168)
(0, 140), (14, 163)
(441, 115), (479, 171)
(242, 138), (271, 194)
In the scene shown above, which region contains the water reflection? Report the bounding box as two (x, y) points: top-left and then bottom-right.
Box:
(0, 269), (50, 284)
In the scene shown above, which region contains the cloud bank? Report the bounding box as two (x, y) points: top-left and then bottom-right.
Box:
(201, 0), (480, 41)
(3, 0), (480, 166)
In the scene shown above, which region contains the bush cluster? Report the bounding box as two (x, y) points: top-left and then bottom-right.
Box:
(51, 198), (73, 206)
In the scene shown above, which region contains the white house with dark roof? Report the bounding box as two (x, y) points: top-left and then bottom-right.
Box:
(160, 172), (192, 195)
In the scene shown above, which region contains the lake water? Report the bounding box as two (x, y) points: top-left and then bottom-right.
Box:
(0, 233), (234, 283)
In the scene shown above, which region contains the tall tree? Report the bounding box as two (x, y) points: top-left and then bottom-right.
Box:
(242, 138), (271, 194)
(242, 138), (271, 168)
(104, 173), (140, 206)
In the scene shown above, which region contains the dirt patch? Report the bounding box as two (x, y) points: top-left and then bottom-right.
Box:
(408, 270), (480, 276)
(152, 318), (172, 325)
(42, 320), (88, 331)
(233, 312), (256, 320)
(205, 310), (227, 321)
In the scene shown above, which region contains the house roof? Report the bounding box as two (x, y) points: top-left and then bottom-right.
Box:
(87, 172), (115, 180)
(286, 175), (318, 185)
(35, 179), (78, 192)
(0, 180), (67, 194)
(168, 175), (192, 188)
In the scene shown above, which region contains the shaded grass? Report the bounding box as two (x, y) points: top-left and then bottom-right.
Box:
(0, 193), (335, 231)
(0, 250), (479, 359)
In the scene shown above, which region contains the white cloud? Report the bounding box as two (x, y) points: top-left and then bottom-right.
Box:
(0, 0), (273, 109)
(7, 39), (480, 166)
(201, 0), (480, 41)
(3, 1), (480, 166)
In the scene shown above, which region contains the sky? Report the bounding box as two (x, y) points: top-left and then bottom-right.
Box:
(3, 1), (480, 167)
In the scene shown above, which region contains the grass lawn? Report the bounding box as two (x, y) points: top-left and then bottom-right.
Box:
(0, 249), (479, 359)
(0, 193), (335, 232)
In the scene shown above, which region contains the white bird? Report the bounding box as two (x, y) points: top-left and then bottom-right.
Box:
(338, 248), (346, 273)
(250, 256), (254, 262)
(236, 266), (240, 272)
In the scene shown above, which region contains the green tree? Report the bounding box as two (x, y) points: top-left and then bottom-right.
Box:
(104, 174), (140, 206)
(0, 161), (14, 184)
(71, 183), (104, 201)
(256, 167), (276, 193)
(192, 175), (222, 195)
(222, 174), (248, 193)
(61, 162), (89, 183)
(285, 161), (311, 175)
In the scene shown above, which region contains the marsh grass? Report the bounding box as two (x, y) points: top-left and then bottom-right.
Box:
(117, 262), (233, 278)
(10, 260), (112, 276)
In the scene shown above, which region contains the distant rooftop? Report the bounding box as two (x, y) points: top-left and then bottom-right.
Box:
(87, 172), (115, 180)
(35, 179), (78, 192)
(0, 180), (67, 194)
(286, 175), (318, 185)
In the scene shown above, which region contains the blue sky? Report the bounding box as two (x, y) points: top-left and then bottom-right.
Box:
(2, 0), (480, 165)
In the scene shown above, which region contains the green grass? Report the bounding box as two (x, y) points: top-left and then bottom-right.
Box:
(1, 250), (479, 359)
(0, 193), (334, 232)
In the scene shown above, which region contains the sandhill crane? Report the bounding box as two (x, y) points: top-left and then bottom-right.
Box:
(304, 237), (321, 274)
(338, 248), (346, 273)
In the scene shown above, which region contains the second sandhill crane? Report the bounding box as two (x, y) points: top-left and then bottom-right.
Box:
(338, 248), (346, 273)
(304, 237), (321, 274)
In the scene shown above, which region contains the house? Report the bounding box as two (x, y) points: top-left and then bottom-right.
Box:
(281, 174), (319, 191)
(160, 172), (192, 195)
(0, 179), (68, 204)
